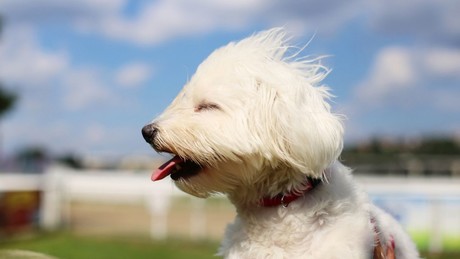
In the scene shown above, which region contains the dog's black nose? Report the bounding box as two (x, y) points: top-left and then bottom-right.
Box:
(142, 123), (158, 144)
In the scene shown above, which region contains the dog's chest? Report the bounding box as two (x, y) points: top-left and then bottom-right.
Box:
(220, 215), (314, 258)
(219, 204), (373, 258)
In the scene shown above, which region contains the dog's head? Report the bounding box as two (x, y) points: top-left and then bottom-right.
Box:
(142, 28), (343, 202)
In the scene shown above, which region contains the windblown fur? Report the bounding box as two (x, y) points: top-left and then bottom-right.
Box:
(144, 28), (419, 258)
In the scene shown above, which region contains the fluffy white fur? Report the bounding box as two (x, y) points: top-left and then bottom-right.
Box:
(148, 28), (419, 258)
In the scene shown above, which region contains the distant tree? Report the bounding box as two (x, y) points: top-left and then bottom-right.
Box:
(16, 147), (48, 161)
(0, 16), (16, 118)
(0, 16), (18, 163)
(343, 136), (460, 155)
(0, 85), (16, 119)
(56, 154), (84, 169)
(414, 138), (460, 155)
(15, 146), (49, 173)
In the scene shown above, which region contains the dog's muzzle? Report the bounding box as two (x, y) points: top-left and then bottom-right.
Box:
(141, 123), (158, 144)
(141, 123), (203, 182)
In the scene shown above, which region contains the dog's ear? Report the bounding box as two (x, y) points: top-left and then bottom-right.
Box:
(253, 80), (343, 177)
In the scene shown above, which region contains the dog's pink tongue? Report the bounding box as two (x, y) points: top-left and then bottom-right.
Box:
(151, 156), (182, 181)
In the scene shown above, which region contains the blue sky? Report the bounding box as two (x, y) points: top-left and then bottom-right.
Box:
(0, 0), (459, 158)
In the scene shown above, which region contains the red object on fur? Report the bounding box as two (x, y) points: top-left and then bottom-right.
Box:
(372, 216), (396, 259)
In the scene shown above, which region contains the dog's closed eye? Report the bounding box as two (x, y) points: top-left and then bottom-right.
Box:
(195, 102), (221, 112)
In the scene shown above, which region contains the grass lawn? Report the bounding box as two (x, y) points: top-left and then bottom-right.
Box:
(0, 233), (459, 259)
(0, 233), (218, 259)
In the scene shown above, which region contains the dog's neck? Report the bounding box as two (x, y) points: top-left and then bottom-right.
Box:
(227, 171), (324, 211)
(258, 177), (322, 207)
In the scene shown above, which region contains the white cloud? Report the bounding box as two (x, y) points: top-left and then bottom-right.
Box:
(115, 62), (152, 88)
(420, 48), (460, 79)
(0, 0), (124, 25)
(84, 123), (106, 143)
(367, 0), (460, 45)
(0, 27), (69, 87)
(77, 0), (266, 45)
(75, 0), (460, 46)
(75, 0), (363, 45)
(1, 0), (325, 45)
(354, 47), (416, 106)
(61, 68), (115, 111)
(265, 0), (363, 35)
(0, 24), (121, 114)
(2, 0), (459, 47)
(2, 0), (260, 45)
(340, 45), (460, 141)
(348, 45), (460, 118)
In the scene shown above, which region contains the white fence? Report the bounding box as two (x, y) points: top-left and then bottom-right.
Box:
(1, 165), (460, 252)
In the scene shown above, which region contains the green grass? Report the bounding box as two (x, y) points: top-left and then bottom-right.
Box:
(0, 233), (218, 259)
(1, 233), (459, 259)
(410, 230), (460, 252)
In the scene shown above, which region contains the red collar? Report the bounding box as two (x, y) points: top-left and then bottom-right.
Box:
(258, 178), (322, 208)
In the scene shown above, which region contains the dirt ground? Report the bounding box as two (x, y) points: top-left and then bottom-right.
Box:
(66, 197), (236, 240)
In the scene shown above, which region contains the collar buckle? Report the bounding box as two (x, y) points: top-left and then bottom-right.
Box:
(280, 195), (289, 208)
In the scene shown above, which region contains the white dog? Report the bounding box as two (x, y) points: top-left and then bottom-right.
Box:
(142, 28), (419, 259)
